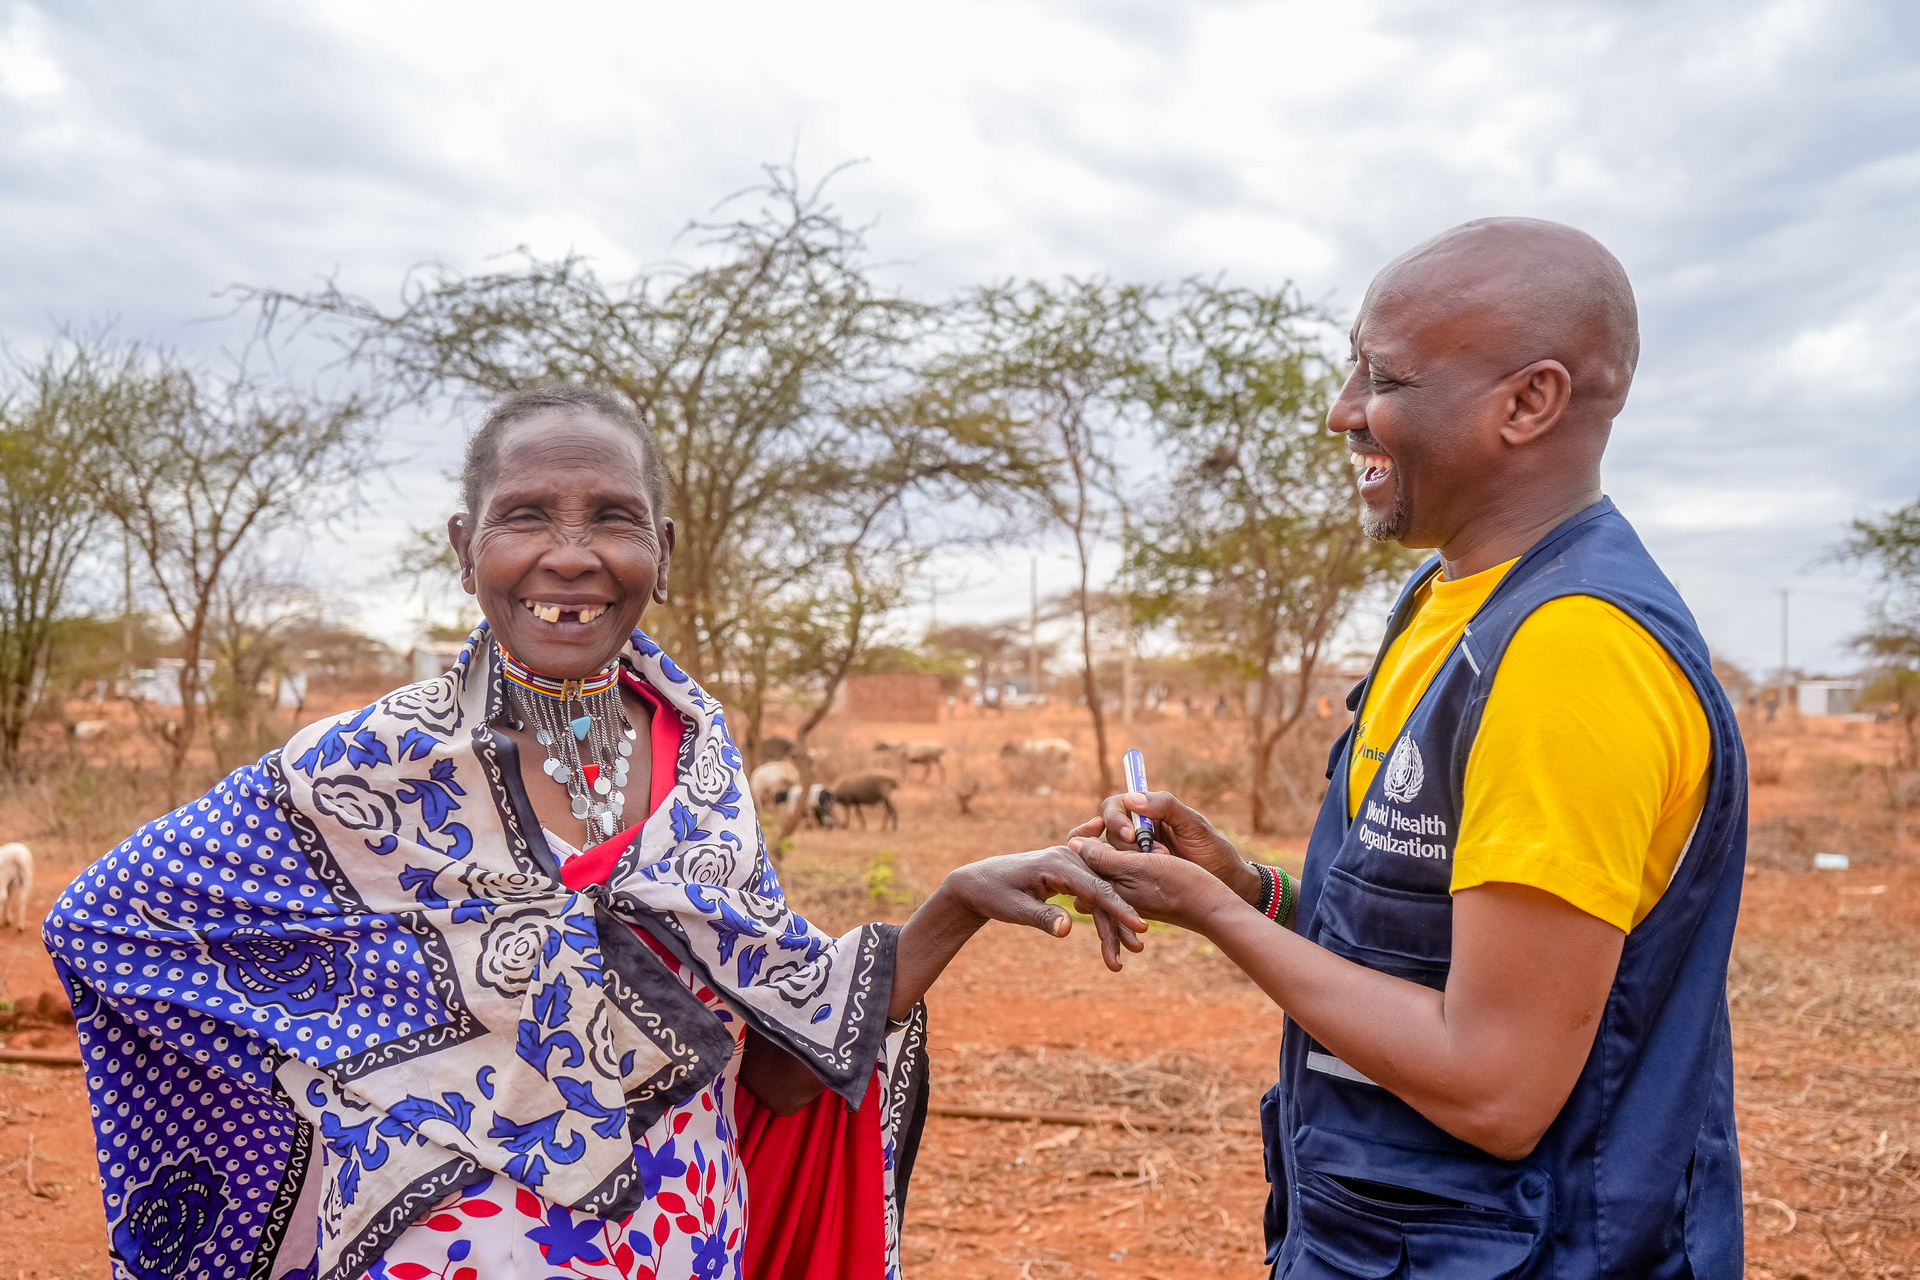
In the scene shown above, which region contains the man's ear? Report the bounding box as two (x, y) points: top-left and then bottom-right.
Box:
(1498, 360), (1574, 447)
(653, 517), (676, 603)
(447, 514), (478, 596)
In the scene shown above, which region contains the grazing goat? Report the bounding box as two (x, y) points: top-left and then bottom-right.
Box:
(0, 843), (32, 931)
(749, 762), (800, 816)
(999, 738), (1074, 769)
(801, 784), (835, 830)
(875, 738), (946, 781)
(758, 736), (795, 763)
(829, 772), (901, 831)
(751, 763), (837, 829)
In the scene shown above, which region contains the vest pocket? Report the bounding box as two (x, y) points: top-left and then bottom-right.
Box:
(1290, 1125), (1551, 1279)
(1315, 867), (1455, 989)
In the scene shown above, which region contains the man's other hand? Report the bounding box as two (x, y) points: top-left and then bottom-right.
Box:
(1069, 838), (1241, 935)
(1069, 789), (1264, 908)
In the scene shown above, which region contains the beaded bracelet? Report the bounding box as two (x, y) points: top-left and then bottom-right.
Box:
(1254, 863), (1294, 923)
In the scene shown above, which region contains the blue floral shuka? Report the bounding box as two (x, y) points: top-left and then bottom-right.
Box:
(48, 626), (914, 1280)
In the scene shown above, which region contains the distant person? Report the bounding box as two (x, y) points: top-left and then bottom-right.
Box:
(46, 386), (1136, 1280)
(1074, 219), (1746, 1277)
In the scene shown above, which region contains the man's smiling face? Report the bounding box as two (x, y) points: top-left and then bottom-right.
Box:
(1323, 218), (1640, 567)
(1326, 284), (1491, 548)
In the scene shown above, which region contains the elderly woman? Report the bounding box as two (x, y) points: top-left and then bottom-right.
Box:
(47, 386), (1139, 1280)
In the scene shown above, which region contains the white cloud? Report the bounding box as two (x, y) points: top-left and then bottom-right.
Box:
(1, 0), (1916, 673)
(0, 8), (62, 100)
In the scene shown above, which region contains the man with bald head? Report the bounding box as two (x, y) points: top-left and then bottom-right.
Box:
(1076, 219), (1746, 1276)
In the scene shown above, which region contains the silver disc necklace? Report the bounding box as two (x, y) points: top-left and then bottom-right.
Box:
(500, 647), (636, 839)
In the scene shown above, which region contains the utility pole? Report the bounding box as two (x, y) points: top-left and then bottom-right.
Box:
(121, 533), (134, 691)
(1029, 556), (1040, 706)
(1120, 513), (1134, 725)
(1776, 587), (1792, 686)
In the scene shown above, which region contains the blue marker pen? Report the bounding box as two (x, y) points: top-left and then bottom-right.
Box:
(1121, 749), (1154, 852)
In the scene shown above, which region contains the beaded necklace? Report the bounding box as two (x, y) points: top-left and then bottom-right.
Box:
(499, 645), (635, 838)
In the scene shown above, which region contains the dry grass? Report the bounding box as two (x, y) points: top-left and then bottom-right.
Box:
(910, 1047), (1270, 1271)
(1732, 902), (1920, 1278)
(0, 753), (221, 882)
(937, 1045), (1254, 1131)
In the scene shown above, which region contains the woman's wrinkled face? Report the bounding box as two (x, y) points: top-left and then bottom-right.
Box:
(447, 411), (673, 679)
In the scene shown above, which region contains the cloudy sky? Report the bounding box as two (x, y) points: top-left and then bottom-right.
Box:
(3, 0), (1916, 676)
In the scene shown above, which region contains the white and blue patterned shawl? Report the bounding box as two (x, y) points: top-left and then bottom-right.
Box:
(46, 625), (929, 1280)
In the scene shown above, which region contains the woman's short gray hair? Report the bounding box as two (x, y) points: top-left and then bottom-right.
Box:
(459, 385), (668, 517)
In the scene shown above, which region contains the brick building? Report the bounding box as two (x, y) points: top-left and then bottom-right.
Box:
(841, 672), (942, 723)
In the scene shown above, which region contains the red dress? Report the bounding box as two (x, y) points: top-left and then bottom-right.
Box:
(558, 680), (890, 1280)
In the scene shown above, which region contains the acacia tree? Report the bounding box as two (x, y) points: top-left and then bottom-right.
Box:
(943, 279), (1158, 794)
(253, 168), (1032, 762)
(1838, 500), (1920, 765)
(929, 621), (1029, 710)
(1132, 282), (1413, 832)
(0, 337), (130, 768)
(205, 558), (316, 769)
(759, 386), (1030, 842)
(96, 359), (377, 803)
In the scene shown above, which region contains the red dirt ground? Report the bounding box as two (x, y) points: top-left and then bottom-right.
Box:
(0, 702), (1913, 1277)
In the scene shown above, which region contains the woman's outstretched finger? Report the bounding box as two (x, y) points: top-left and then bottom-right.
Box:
(1090, 904), (1124, 971)
(1077, 898), (1143, 954)
(1068, 814), (1106, 841)
(1095, 904), (1144, 953)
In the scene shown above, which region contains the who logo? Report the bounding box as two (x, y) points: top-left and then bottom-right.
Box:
(1382, 735), (1425, 804)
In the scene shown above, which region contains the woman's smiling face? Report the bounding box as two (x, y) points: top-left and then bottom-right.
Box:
(448, 410), (673, 679)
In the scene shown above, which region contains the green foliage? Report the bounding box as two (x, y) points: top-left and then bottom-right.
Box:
(855, 640), (970, 687)
(927, 621), (1040, 701)
(91, 347), (378, 799)
(861, 849), (914, 906)
(935, 277), (1163, 792)
(1129, 281), (1417, 830)
(1840, 500), (1920, 588)
(1837, 498), (1920, 761)
(252, 167), (1038, 769)
(0, 335), (129, 765)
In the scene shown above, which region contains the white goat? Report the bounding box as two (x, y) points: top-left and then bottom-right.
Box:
(875, 739), (946, 781)
(0, 843), (32, 931)
(749, 762), (801, 816)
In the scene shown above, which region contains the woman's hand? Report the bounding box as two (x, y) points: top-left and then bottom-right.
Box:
(1066, 837), (1248, 936)
(890, 845), (1151, 1019)
(945, 846), (1148, 971)
(1069, 790), (1263, 908)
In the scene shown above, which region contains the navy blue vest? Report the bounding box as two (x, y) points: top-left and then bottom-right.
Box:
(1262, 500), (1746, 1279)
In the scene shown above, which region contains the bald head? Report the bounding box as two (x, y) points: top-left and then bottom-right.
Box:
(1368, 217), (1639, 421)
(1329, 218), (1639, 572)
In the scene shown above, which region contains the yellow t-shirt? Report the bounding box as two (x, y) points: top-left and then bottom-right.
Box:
(1348, 560), (1710, 932)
